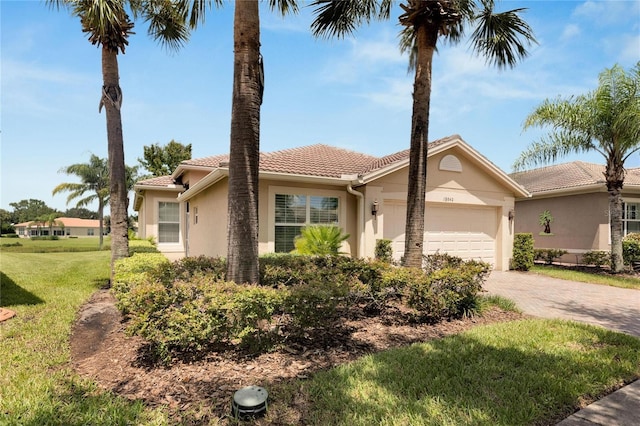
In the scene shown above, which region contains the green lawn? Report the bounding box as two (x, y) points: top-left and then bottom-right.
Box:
(285, 319), (640, 425)
(0, 236), (111, 253)
(0, 250), (168, 425)
(2, 246), (639, 425)
(531, 264), (640, 290)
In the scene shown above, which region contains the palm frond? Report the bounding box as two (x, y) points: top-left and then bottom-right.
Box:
(309, 0), (392, 39)
(470, 2), (536, 69)
(512, 133), (598, 171)
(268, 0), (300, 16)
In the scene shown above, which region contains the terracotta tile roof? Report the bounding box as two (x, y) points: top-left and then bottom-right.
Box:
(259, 144), (377, 178)
(180, 154), (230, 168)
(135, 175), (177, 187)
(177, 136), (464, 179)
(14, 217), (100, 228)
(511, 161), (640, 193)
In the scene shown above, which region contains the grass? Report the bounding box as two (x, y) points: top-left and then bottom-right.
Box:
(531, 264), (640, 290)
(0, 249), (168, 425)
(2, 241), (639, 425)
(0, 236), (111, 253)
(278, 319), (640, 425)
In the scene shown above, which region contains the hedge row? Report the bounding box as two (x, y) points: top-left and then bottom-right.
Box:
(112, 253), (490, 361)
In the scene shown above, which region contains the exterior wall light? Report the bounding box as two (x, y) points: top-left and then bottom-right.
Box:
(371, 200), (379, 217)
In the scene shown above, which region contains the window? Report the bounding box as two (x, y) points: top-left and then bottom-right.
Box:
(274, 194), (339, 252)
(623, 202), (640, 235)
(54, 229), (65, 236)
(87, 229), (94, 236)
(159, 202), (180, 243)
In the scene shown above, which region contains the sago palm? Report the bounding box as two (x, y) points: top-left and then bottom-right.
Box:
(293, 225), (350, 255)
(311, 0), (536, 267)
(514, 62), (640, 272)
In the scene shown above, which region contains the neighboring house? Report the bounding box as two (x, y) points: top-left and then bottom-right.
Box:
(512, 161), (640, 263)
(134, 135), (529, 270)
(14, 217), (102, 238)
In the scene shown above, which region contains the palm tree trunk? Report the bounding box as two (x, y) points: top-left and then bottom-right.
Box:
(101, 46), (129, 277)
(606, 162), (625, 272)
(226, 0), (261, 284)
(402, 23), (438, 268)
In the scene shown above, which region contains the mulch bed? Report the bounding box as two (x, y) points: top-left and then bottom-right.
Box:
(70, 289), (526, 425)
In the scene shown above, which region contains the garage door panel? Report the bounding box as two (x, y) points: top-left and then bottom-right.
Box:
(383, 202), (497, 265)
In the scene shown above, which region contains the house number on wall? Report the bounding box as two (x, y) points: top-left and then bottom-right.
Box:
(443, 196), (454, 202)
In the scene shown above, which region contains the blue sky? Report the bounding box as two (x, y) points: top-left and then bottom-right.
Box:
(1, 0), (639, 214)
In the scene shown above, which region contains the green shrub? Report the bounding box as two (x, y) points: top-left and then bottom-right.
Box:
(404, 259), (490, 321)
(581, 250), (611, 268)
(622, 233), (640, 264)
(511, 233), (534, 271)
(374, 239), (393, 263)
(292, 225), (349, 255)
(111, 253), (170, 313)
(423, 251), (463, 274)
(534, 248), (568, 265)
(114, 253), (491, 360)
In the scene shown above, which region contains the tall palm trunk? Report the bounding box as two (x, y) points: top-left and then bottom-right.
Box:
(226, 0), (261, 284)
(606, 159), (625, 272)
(402, 22), (439, 268)
(101, 46), (129, 276)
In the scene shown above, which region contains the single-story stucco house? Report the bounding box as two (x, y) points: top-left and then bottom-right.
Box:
(133, 135), (529, 270)
(14, 217), (102, 238)
(512, 161), (640, 263)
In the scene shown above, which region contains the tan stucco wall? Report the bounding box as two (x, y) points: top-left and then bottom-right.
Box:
(185, 178), (229, 258)
(514, 192), (610, 255)
(181, 169), (209, 187)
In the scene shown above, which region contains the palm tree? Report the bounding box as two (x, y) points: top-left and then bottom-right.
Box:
(38, 212), (65, 237)
(514, 63), (640, 273)
(50, 0), (195, 276)
(311, 0), (536, 267)
(225, 0), (297, 284)
(53, 154), (109, 248)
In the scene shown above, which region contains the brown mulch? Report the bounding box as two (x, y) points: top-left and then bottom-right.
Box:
(70, 289), (526, 425)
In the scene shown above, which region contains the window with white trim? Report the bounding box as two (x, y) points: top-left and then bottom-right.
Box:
(274, 194), (339, 252)
(623, 202), (640, 235)
(158, 201), (180, 243)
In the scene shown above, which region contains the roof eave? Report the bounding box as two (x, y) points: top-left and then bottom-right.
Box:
(178, 169), (228, 202)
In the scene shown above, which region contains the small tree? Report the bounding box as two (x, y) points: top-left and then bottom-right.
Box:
(539, 210), (553, 234)
(138, 140), (192, 178)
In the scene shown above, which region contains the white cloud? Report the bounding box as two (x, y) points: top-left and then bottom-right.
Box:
(573, 0), (640, 26)
(561, 24), (581, 41)
(358, 76), (412, 111)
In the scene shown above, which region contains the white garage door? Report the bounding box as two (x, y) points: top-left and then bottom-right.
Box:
(383, 202), (497, 265)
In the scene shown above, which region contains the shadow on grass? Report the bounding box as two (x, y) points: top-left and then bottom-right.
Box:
(301, 320), (640, 426)
(14, 378), (159, 426)
(0, 272), (44, 307)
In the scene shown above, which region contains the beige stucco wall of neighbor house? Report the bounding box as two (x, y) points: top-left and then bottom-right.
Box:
(514, 192), (611, 262)
(184, 178), (229, 258)
(367, 148), (517, 271)
(136, 188), (185, 261)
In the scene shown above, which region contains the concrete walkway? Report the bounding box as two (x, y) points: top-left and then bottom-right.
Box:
(484, 271), (640, 425)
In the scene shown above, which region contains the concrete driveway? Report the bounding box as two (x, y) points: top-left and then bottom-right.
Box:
(484, 270), (640, 337)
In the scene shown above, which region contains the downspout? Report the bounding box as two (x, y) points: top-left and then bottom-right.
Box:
(347, 183), (365, 258)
